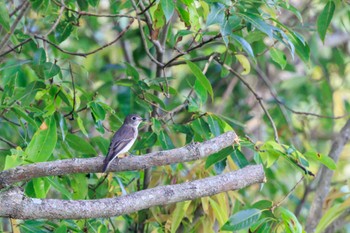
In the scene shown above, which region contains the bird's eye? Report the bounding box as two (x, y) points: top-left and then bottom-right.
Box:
(132, 116), (136, 120)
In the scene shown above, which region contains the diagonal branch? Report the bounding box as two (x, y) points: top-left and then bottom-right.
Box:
(0, 131), (238, 189)
(0, 164), (265, 220)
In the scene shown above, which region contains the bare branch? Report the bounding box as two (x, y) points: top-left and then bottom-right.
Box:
(0, 131), (238, 189)
(0, 165), (265, 220)
(306, 118), (350, 233)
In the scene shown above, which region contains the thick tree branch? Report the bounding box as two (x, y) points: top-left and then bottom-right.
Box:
(305, 118), (350, 232)
(0, 165), (265, 220)
(0, 131), (238, 189)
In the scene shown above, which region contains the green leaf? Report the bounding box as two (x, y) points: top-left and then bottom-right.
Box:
(230, 149), (249, 168)
(65, 133), (97, 155)
(144, 93), (166, 109)
(194, 80), (207, 104)
(176, 5), (190, 27)
(206, 3), (225, 26)
(205, 146), (234, 169)
(252, 200), (273, 210)
(46, 177), (72, 199)
(115, 79), (137, 87)
(125, 62), (139, 80)
(0, 2), (10, 32)
(54, 225), (68, 233)
(191, 118), (211, 140)
(278, 207), (302, 233)
(71, 174), (88, 199)
(231, 35), (255, 59)
(304, 151), (336, 170)
(33, 48), (46, 65)
(77, 116), (89, 137)
(153, 4), (165, 29)
(31, 62), (61, 79)
(207, 115), (221, 136)
(259, 141), (283, 168)
(87, 0), (100, 7)
(288, 32), (310, 63)
(161, 0), (175, 22)
(214, 158), (226, 174)
(12, 107), (39, 128)
(42, 62), (61, 79)
(26, 116), (57, 162)
(77, 0), (88, 10)
(186, 61), (214, 101)
(55, 20), (73, 43)
(158, 130), (175, 150)
(33, 178), (50, 198)
(317, 1), (335, 43)
(4, 149), (25, 170)
(89, 102), (106, 121)
(134, 132), (157, 150)
(222, 208), (262, 231)
(238, 12), (274, 38)
(270, 48), (287, 69)
(91, 136), (109, 155)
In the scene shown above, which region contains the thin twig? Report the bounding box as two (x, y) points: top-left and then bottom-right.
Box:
(0, 136), (17, 148)
(218, 60), (280, 143)
(9, 1), (28, 17)
(34, 19), (134, 57)
(2, 116), (21, 127)
(64, 63), (76, 120)
(0, 1), (30, 52)
(137, 0), (156, 15)
(130, 0), (164, 67)
(0, 38), (31, 57)
(254, 66), (348, 120)
(271, 176), (305, 210)
(163, 34), (222, 68)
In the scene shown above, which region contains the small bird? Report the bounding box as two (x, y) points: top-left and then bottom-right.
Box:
(103, 114), (144, 172)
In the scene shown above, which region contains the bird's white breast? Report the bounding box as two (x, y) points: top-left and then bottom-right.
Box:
(115, 129), (138, 157)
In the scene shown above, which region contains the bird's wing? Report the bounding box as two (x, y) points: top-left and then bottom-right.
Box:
(103, 126), (136, 172)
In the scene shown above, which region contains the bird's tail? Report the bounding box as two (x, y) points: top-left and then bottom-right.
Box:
(102, 156), (119, 173)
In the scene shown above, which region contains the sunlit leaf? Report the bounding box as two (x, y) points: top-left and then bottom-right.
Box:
(304, 151), (336, 170)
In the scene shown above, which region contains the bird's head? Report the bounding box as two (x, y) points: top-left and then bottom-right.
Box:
(124, 114), (145, 127)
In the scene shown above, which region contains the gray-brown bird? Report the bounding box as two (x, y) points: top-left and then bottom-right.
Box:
(103, 114), (144, 172)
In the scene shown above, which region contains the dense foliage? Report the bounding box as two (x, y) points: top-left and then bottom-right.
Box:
(0, 0), (349, 232)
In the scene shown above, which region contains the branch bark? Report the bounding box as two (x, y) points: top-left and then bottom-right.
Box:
(0, 165), (265, 220)
(0, 131), (238, 189)
(305, 119), (350, 232)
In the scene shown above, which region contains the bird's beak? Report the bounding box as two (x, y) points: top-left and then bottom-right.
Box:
(142, 118), (146, 121)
